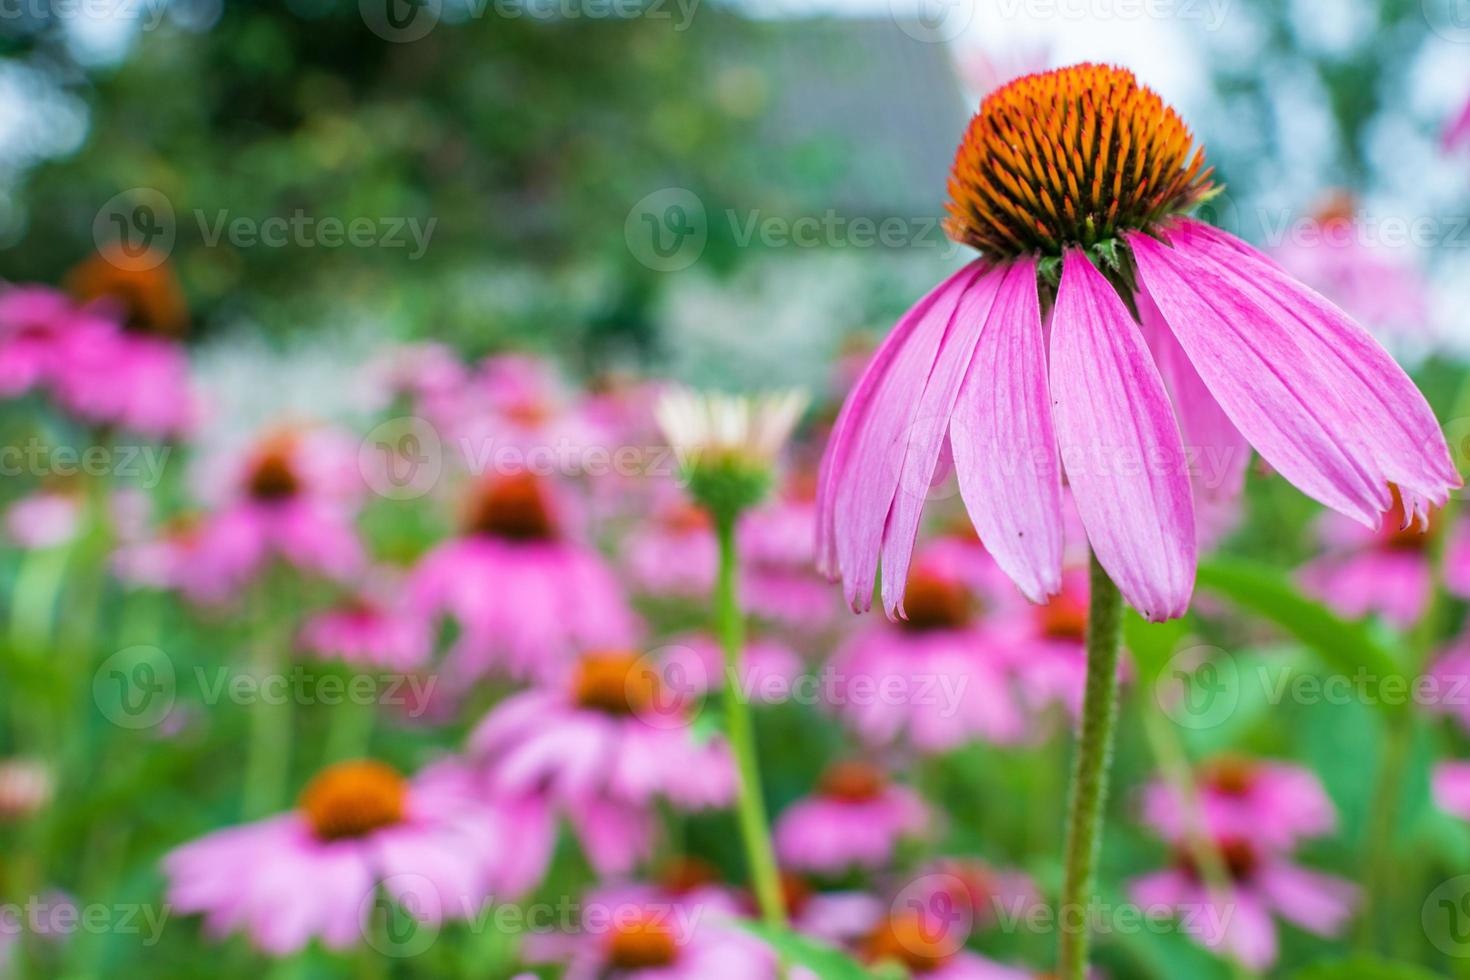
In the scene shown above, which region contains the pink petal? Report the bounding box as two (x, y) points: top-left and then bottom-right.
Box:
(818, 262), (984, 611)
(1255, 862), (1357, 937)
(881, 266), (1005, 616)
(1050, 250), (1196, 620)
(1129, 221), (1459, 527)
(949, 259), (1064, 602)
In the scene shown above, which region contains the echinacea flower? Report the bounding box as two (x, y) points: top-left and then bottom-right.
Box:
(151, 427), (364, 602)
(298, 572), (432, 670)
(1138, 755), (1336, 851)
(408, 471), (637, 680)
(470, 650), (734, 873)
(826, 551), (1027, 751)
(624, 484), (719, 600)
(774, 761), (929, 874)
(1298, 487), (1468, 628)
(860, 911), (1035, 979)
(656, 385), (808, 521)
(547, 882), (775, 980)
(739, 479), (841, 629)
(163, 759), (551, 956)
(1129, 835), (1356, 971)
(817, 63), (1457, 623)
(0, 286), (80, 396)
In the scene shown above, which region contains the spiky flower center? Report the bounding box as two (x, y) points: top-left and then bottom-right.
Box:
(299, 760), (407, 841)
(945, 63), (1214, 259)
(606, 912), (678, 969)
(464, 471), (557, 541)
(573, 652), (659, 716)
(818, 761), (887, 803)
(900, 570), (972, 632)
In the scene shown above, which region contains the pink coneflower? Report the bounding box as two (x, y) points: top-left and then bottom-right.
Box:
(759, 872), (884, 945)
(861, 911), (1035, 979)
(827, 555), (1026, 751)
(992, 565), (1095, 720)
(163, 759), (551, 955)
(551, 882), (774, 980)
(816, 64), (1457, 623)
(624, 485), (718, 600)
(740, 479), (841, 629)
(774, 762), (929, 874)
(1270, 193), (1432, 340)
(298, 573), (431, 670)
(1129, 835), (1356, 971)
(160, 428), (363, 601)
(1139, 755), (1336, 851)
(1298, 487), (1465, 628)
(0, 286), (79, 396)
(4, 487), (84, 550)
(409, 471), (637, 680)
(470, 650), (734, 873)
(360, 341), (468, 424)
(1425, 635), (1470, 733)
(450, 353), (611, 469)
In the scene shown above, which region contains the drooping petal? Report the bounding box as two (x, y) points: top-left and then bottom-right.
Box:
(950, 258), (1064, 602)
(880, 266), (1005, 616)
(818, 262), (985, 611)
(1050, 250), (1196, 621)
(1137, 288), (1250, 506)
(1129, 220), (1460, 527)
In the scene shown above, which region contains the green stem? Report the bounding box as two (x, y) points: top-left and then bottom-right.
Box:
(713, 514), (786, 928)
(1057, 553), (1124, 980)
(242, 575), (293, 818)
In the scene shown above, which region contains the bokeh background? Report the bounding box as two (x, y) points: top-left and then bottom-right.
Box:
(2, 0), (1470, 978)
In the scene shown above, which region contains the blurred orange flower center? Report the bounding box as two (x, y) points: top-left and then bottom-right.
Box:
(901, 570), (972, 632)
(1178, 836), (1259, 883)
(945, 63), (1214, 258)
(246, 442), (301, 502)
(1038, 590), (1088, 641)
(465, 472), (556, 541)
(573, 652), (659, 716)
(1201, 754), (1258, 796)
(299, 760), (407, 841)
(607, 913), (678, 969)
(819, 761), (886, 803)
(864, 913), (956, 972)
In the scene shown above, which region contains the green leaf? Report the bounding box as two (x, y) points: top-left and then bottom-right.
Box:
(1194, 558), (1406, 717)
(1289, 956), (1443, 980)
(732, 920), (876, 979)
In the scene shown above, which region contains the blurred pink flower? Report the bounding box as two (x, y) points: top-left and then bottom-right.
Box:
(1425, 636), (1470, 733)
(1299, 489), (1465, 627)
(1129, 836), (1356, 971)
(624, 487), (717, 599)
(826, 553), (1026, 751)
(774, 762), (929, 874)
(549, 882), (775, 980)
(470, 651), (734, 874)
(126, 428), (363, 604)
(408, 471), (637, 680)
(859, 910), (1036, 979)
(298, 572), (432, 670)
(740, 485), (840, 629)
(361, 341), (468, 424)
(163, 759), (550, 956)
(52, 327), (198, 437)
(4, 488), (83, 550)
(662, 632), (801, 706)
(0, 286), (79, 396)
(1432, 761), (1470, 820)
(1139, 756), (1337, 851)
(1270, 195), (1432, 340)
